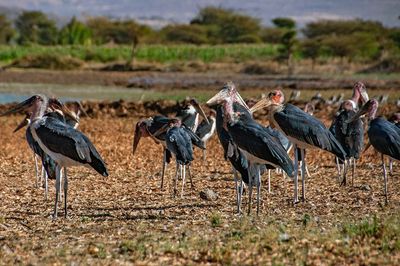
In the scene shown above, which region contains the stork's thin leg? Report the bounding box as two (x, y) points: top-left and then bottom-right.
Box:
(300, 149), (306, 202)
(187, 165), (194, 189)
(233, 167), (240, 214)
(382, 154), (388, 204)
(44, 169), (48, 201)
(160, 148), (167, 189)
(40, 165), (44, 188)
(181, 165), (186, 198)
(340, 160), (348, 186)
(256, 166), (261, 215)
(58, 168), (64, 203)
(239, 179), (244, 213)
(293, 145), (299, 204)
(343, 159), (348, 186)
(267, 169), (271, 193)
(202, 144), (206, 161)
(53, 165), (61, 219)
(34, 153), (39, 188)
(389, 158), (393, 176)
(335, 157), (342, 181)
(64, 168), (68, 218)
(352, 158), (356, 186)
(173, 162), (179, 197)
(247, 165), (253, 215)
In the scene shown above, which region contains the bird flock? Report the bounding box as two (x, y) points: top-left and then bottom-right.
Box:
(1, 82), (399, 219)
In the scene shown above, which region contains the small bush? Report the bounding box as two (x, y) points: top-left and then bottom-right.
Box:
(210, 212), (222, 227)
(10, 54), (83, 70)
(342, 215), (381, 238)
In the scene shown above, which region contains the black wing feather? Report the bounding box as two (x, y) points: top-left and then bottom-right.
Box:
(274, 104), (346, 160)
(34, 117), (108, 176)
(228, 118), (294, 177)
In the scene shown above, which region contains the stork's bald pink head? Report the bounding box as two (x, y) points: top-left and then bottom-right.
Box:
(268, 90), (285, 104)
(352, 81), (369, 106)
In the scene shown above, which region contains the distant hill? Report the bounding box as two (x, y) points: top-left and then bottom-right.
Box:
(1, 0), (399, 28)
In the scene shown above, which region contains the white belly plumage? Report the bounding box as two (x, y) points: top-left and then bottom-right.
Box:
(201, 119), (216, 143)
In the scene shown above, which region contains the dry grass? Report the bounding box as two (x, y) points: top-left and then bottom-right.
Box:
(0, 109), (399, 264)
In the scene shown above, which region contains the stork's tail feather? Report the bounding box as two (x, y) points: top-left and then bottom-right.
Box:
(89, 155), (109, 177)
(328, 133), (347, 161)
(43, 154), (57, 180)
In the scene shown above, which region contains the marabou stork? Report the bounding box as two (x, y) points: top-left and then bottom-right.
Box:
(13, 99), (79, 197)
(133, 115), (205, 189)
(214, 103), (263, 213)
(330, 81), (369, 178)
(250, 90), (347, 203)
(158, 118), (195, 197)
(207, 83), (294, 214)
(331, 100), (364, 185)
(348, 99), (400, 203)
(1, 95), (108, 218)
(195, 109), (216, 160)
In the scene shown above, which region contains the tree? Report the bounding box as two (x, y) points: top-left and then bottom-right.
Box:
(272, 17), (296, 29)
(0, 15), (15, 44)
(59, 17), (92, 45)
(161, 24), (208, 44)
(302, 19), (385, 39)
(15, 11), (58, 45)
(321, 33), (380, 61)
(272, 17), (297, 75)
(191, 6), (262, 43)
(301, 39), (321, 69)
(86, 17), (153, 45)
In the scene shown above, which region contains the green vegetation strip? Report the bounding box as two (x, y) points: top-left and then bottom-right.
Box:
(0, 44), (279, 64)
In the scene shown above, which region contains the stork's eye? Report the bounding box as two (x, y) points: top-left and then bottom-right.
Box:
(169, 136), (175, 142)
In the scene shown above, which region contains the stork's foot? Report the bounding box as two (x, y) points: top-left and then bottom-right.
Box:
(340, 178), (346, 187)
(293, 199), (300, 205)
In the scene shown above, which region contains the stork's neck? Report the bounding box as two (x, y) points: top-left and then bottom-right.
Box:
(369, 108), (377, 120)
(222, 99), (235, 123)
(351, 89), (360, 106)
(30, 99), (48, 121)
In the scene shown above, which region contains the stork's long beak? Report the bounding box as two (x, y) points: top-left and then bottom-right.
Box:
(347, 104), (368, 123)
(132, 122), (142, 157)
(193, 102), (209, 124)
(234, 91), (250, 112)
(0, 96), (36, 116)
(360, 90), (369, 105)
(249, 98), (272, 114)
(77, 102), (89, 117)
(13, 117), (29, 133)
(60, 104), (79, 123)
(206, 90), (229, 106)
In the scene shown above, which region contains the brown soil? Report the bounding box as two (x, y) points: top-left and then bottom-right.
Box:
(1, 68), (399, 90)
(0, 104), (399, 264)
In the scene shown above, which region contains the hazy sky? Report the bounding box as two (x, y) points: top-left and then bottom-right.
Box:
(1, 0), (399, 27)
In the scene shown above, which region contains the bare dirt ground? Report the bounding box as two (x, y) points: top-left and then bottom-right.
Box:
(1, 68), (400, 90)
(0, 104), (399, 265)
